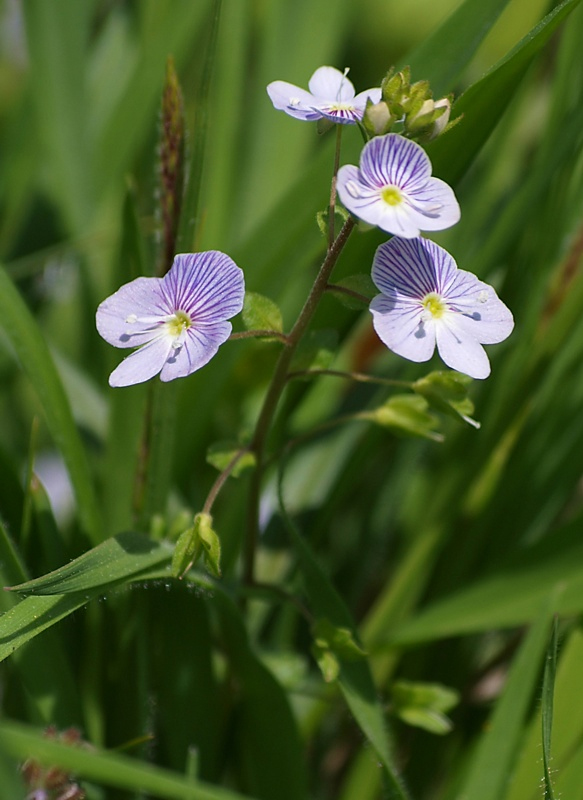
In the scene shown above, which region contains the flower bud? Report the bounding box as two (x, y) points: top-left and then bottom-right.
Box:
(363, 100), (393, 136)
(406, 97), (451, 142)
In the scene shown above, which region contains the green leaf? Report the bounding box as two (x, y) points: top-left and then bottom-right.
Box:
(397, 708), (453, 736)
(542, 617), (559, 800)
(0, 719), (254, 800)
(0, 265), (102, 545)
(8, 532), (172, 596)
(457, 599), (557, 800)
(413, 371), (480, 428)
(312, 617), (368, 661)
(391, 680), (459, 735)
(405, 0), (513, 96)
(278, 468), (410, 800)
(206, 442), (256, 477)
(428, 0), (583, 185)
(213, 590), (308, 800)
(365, 395), (443, 442)
(242, 291), (284, 335)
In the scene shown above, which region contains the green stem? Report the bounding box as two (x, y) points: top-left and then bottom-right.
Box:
(243, 217), (355, 585)
(286, 368), (410, 388)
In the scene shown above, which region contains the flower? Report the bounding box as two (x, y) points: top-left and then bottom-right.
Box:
(336, 133), (460, 237)
(266, 66), (381, 124)
(96, 252), (245, 387)
(369, 237), (514, 379)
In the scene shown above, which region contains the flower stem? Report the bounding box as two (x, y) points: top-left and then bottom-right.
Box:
(203, 447), (251, 516)
(244, 217), (355, 586)
(230, 329), (289, 344)
(327, 125), (343, 250)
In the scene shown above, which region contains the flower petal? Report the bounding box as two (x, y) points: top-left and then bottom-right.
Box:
(160, 321), (233, 381)
(370, 292), (436, 363)
(266, 81), (321, 120)
(353, 87), (382, 108)
(163, 251), (245, 323)
(359, 134), (431, 191)
(308, 66), (355, 101)
(405, 177), (461, 232)
(96, 277), (168, 349)
(435, 314), (491, 379)
(443, 271), (514, 344)
(372, 237), (446, 298)
(108, 335), (173, 387)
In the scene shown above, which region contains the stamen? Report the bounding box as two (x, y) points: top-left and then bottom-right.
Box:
(381, 186), (403, 206)
(421, 292), (447, 319)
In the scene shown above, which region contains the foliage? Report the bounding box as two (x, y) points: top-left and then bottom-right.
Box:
(1, 1), (583, 799)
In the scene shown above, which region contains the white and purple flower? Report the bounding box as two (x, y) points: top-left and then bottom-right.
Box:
(267, 66), (381, 125)
(337, 133), (460, 237)
(370, 237), (514, 379)
(96, 252), (244, 387)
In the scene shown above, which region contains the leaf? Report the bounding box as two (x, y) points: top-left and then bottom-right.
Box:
(405, 0), (513, 96)
(278, 467), (410, 800)
(0, 719), (254, 800)
(7, 532), (172, 596)
(365, 395), (443, 442)
(428, 0), (583, 185)
(413, 371), (480, 428)
(457, 599), (557, 800)
(242, 291), (284, 335)
(0, 265), (102, 545)
(542, 617), (559, 800)
(213, 590), (308, 800)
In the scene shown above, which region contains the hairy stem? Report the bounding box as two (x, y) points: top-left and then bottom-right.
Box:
(243, 217), (355, 585)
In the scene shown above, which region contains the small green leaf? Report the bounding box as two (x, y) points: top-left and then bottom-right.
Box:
(316, 206), (349, 237)
(290, 329), (338, 373)
(206, 442), (256, 477)
(311, 643), (340, 683)
(397, 707), (453, 736)
(312, 618), (368, 661)
(413, 371), (480, 428)
(365, 395), (443, 442)
(391, 679), (459, 735)
(242, 291), (283, 334)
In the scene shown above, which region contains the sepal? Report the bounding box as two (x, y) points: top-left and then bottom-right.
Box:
(171, 512), (221, 579)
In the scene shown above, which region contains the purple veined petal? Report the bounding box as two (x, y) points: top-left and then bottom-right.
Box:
(435, 314), (491, 379)
(444, 272), (515, 344)
(372, 237), (445, 298)
(108, 334), (173, 387)
(316, 103), (366, 124)
(370, 292), (437, 363)
(96, 277), (168, 349)
(163, 251), (245, 323)
(359, 134), (431, 192)
(266, 81), (321, 120)
(159, 320), (233, 381)
(308, 66), (355, 101)
(404, 177), (461, 232)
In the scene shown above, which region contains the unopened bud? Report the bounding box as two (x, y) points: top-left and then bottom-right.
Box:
(406, 97), (451, 142)
(363, 100), (393, 136)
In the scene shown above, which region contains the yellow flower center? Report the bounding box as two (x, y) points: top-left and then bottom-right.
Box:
(421, 292), (447, 319)
(381, 186), (403, 206)
(166, 310), (192, 337)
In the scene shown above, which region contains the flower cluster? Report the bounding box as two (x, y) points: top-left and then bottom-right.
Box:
(267, 66), (513, 379)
